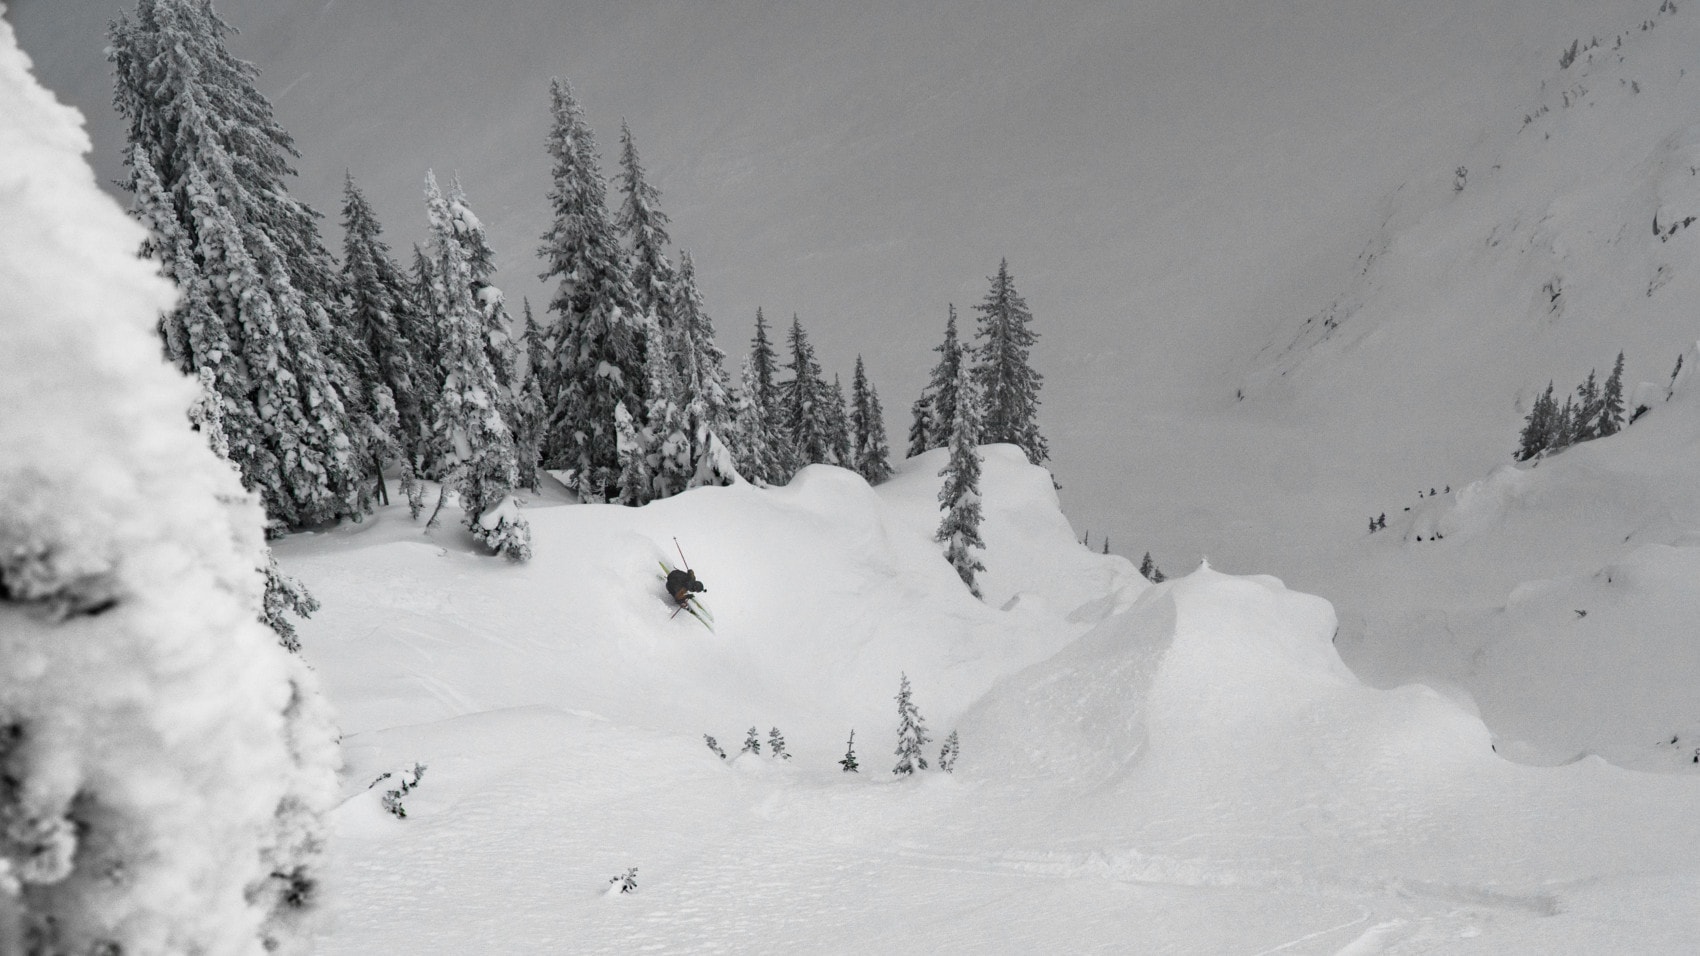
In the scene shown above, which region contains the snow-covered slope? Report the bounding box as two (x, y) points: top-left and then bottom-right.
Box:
(288, 456), (1700, 953)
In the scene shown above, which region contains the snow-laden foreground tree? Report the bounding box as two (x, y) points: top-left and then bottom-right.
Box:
(111, 0), (380, 529)
(0, 21), (337, 953)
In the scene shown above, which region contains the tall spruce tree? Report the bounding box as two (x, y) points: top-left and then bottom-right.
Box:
(538, 78), (650, 501)
(921, 304), (963, 452)
(731, 355), (782, 485)
(340, 174), (432, 501)
(1600, 351), (1627, 437)
(937, 356), (987, 597)
(112, 0), (377, 528)
(892, 673), (931, 775)
(971, 259), (1048, 466)
(514, 301), (550, 491)
(851, 355), (894, 484)
(777, 314), (835, 470)
(1574, 369), (1602, 442)
(827, 374), (854, 467)
(672, 253), (738, 486)
(615, 120), (677, 332)
(422, 171), (531, 559)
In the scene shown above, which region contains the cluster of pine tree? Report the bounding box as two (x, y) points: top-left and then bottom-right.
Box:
(110, 1), (1049, 602)
(906, 261), (1049, 597)
(107, 2), (910, 564)
(1514, 352), (1627, 462)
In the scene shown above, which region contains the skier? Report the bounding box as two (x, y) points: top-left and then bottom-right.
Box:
(666, 566), (707, 606)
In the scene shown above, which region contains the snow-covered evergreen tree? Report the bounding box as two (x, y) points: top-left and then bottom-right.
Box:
(851, 355), (894, 484)
(768, 727), (790, 760)
(513, 301), (550, 491)
(1139, 552), (1166, 583)
(2, 50), (337, 949)
(538, 78), (650, 501)
(892, 673), (932, 775)
(778, 314), (836, 470)
(641, 325), (692, 502)
(742, 726), (762, 756)
(839, 729), (860, 772)
(340, 173), (431, 505)
(111, 0), (377, 529)
(730, 355), (783, 485)
(907, 390), (936, 460)
(1515, 382), (1558, 462)
(422, 171), (530, 560)
(672, 253), (738, 487)
(920, 304), (964, 453)
(616, 120), (677, 332)
(1600, 351), (1627, 437)
(614, 401), (654, 506)
(446, 176), (520, 405)
(939, 730), (960, 773)
(936, 357), (987, 598)
(1573, 369), (1602, 442)
(971, 259), (1048, 466)
(827, 374), (854, 467)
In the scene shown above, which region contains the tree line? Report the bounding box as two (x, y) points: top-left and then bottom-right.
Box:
(109, 0), (1047, 594)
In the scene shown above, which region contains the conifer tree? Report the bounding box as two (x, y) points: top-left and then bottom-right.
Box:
(514, 301), (550, 491)
(447, 176), (520, 402)
(748, 308), (796, 478)
(768, 727), (790, 759)
(730, 355), (783, 485)
(851, 355), (894, 484)
(340, 173), (431, 507)
(112, 2), (376, 528)
(1515, 383), (1558, 461)
(672, 253), (738, 486)
(893, 673), (931, 775)
(839, 729), (860, 772)
(742, 726), (762, 756)
(907, 390), (937, 460)
(422, 171), (531, 560)
(777, 314), (836, 469)
(538, 78), (650, 501)
(939, 730), (960, 773)
(971, 259), (1048, 466)
(641, 328), (692, 501)
(615, 120), (677, 330)
(937, 357), (987, 598)
(614, 402), (654, 507)
(1600, 351), (1627, 437)
(1139, 552), (1166, 583)
(920, 304), (964, 452)
(827, 374), (854, 467)
(1555, 394), (1577, 451)
(1573, 369), (1602, 442)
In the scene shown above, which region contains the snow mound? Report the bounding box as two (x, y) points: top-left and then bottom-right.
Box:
(285, 448), (1140, 760)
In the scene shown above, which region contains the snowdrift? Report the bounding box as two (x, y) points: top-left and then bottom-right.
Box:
(284, 445), (1143, 757)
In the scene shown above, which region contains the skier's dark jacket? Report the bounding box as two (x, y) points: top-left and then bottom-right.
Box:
(666, 568), (705, 604)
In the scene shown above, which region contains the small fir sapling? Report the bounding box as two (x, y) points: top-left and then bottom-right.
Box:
(1138, 552), (1166, 583)
(939, 730), (960, 773)
(893, 673), (931, 775)
(704, 735), (727, 759)
(768, 727), (790, 759)
(839, 729), (859, 772)
(609, 867), (638, 894)
(741, 727), (761, 756)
